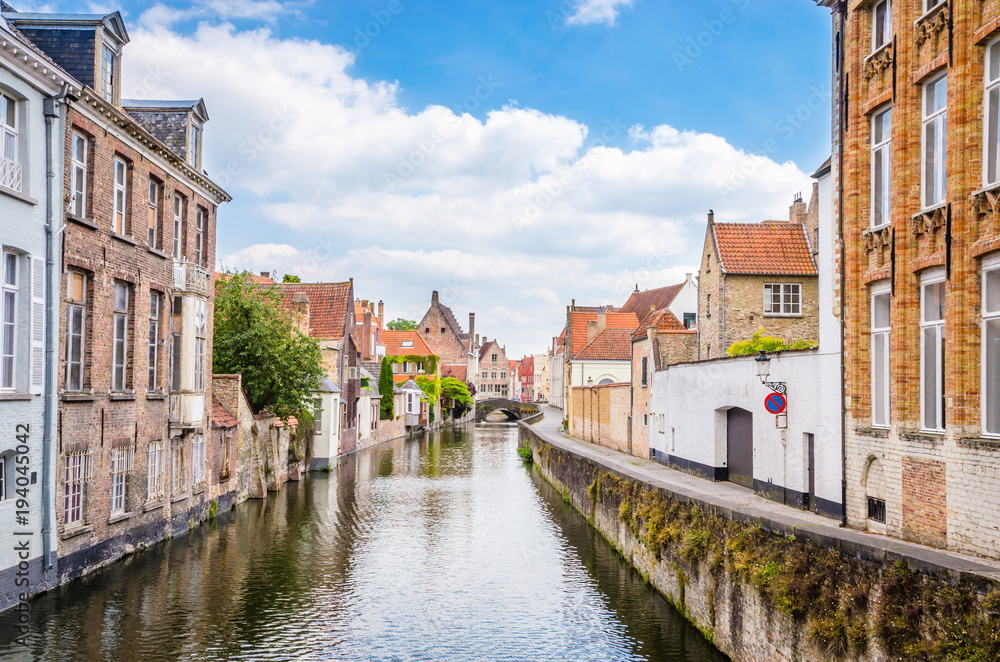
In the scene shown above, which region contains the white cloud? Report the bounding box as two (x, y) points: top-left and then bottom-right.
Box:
(565, 0), (634, 27)
(122, 9), (812, 357)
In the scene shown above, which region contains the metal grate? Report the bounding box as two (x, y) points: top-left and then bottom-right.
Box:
(867, 497), (886, 524)
(0, 156), (22, 191)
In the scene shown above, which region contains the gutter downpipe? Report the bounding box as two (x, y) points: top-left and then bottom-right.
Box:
(43, 83), (71, 571)
(836, 1), (849, 528)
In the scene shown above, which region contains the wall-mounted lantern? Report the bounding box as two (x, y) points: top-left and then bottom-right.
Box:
(755, 351), (787, 394)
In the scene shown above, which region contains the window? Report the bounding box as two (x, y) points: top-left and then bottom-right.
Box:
(706, 293), (711, 317)
(220, 430), (232, 480)
(2, 251), (16, 390)
(402, 361), (410, 373)
(873, 0), (891, 51)
(66, 271), (87, 391)
(983, 260), (1000, 434)
(63, 452), (88, 526)
(148, 292), (161, 391)
(482, 370), (487, 379)
(867, 497), (886, 524)
(194, 299), (207, 391)
(871, 107), (891, 227)
(0, 93), (20, 191)
(148, 179), (161, 249)
(172, 195), (185, 260)
(641, 357), (648, 387)
(172, 438), (186, 493)
(194, 208), (206, 266)
(491, 354), (497, 362)
(189, 125), (199, 167)
(683, 313), (696, 329)
(113, 157), (127, 235)
(147, 441), (164, 500)
(314, 398), (323, 434)
(922, 75), (947, 208)
(491, 371), (497, 379)
(871, 288), (891, 428)
(112, 283), (129, 391)
(171, 296), (182, 392)
(763, 283), (801, 315)
(924, 0), (942, 11)
(986, 40), (1000, 187)
(110, 445), (134, 513)
(921, 273), (946, 431)
(501, 371), (506, 379)
(341, 403), (347, 429)
(192, 434), (206, 488)
(402, 340), (414, 348)
(101, 45), (115, 103)
(71, 132), (88, 217)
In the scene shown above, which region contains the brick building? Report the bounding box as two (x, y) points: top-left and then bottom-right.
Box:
(518, 355), (533, 401)
(6, 9), (234, 583)
(418, 290), (478, 393)
(697, 208), (820, 359)
(478, 339), (510, 398)
(354, 298), (384, 362)
(813, 0), (1000, 559)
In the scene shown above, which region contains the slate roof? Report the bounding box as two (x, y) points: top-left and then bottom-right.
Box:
(383, 330), (434, 356)
(211, 398), (237, 429)
(712, 222), (817, 276)
(317, 377), (341, 394)
(620, 283), (685, 318)
(567, 311), (640, 358)
(574, 328), (634, 362)
(273, 282), (352, 339)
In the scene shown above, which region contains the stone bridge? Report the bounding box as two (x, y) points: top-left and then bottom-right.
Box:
(475, 399), (540, 422)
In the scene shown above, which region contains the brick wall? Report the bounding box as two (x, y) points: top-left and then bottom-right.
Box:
(571, 383), (630, 455)
(418, 300), (468, 366)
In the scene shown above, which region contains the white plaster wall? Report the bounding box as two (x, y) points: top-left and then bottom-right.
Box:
(650, 350), (842, 509)
(548, 353), (564, 409)
(567, 360), (631, 387)
(668, 276), (699, 326)
(357, 393), (372, 442)
(815, 169), (839, 349)
(311, 391), (339, 465)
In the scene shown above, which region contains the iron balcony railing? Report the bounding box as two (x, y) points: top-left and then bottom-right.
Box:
(0, 156), (22, 192)
(172, 260), (212, 295)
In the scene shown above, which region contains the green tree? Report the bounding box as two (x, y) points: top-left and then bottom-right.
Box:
(378, 357), (395, 420)
(726, 329), (816, 357)
(282, 274), (301, 283)
(441, 377), (474, 419)
(387, 318), (417, 330)
(213, 272), (324, 420)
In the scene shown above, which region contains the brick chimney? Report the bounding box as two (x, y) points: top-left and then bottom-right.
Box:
(469, 312), (476, 341)
(260, 271), (270, 280)
(789, 192), (807, 225)
(598, 305), (607, 333)
(431, 290), (439, 306)
(291, 292), (310, 335)
(707, 209), (714, 225)
(378, 300), (384, 328)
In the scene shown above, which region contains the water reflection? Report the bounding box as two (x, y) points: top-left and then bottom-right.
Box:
(0, 422), (724, 662)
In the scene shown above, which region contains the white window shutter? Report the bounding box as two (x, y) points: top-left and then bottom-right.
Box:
(30, 255), (45, 394)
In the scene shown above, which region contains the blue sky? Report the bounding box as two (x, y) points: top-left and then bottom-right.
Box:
(28, 0), (833, 356)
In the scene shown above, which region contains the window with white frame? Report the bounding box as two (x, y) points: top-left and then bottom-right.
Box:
(112, 283), (129, 391)
(983, 258), (1000, 435)
(63, 452), (87, 526)
(921, 272), (946, 431)
(148, 179), (161, 249)
(871, 107), (891, 227)
(148, 292), (160, 391)
(173, 195), (184, 260)
(986, 40), (1000, 187)
(113, 156), (127, 235)
(66, 271), (87, 391)
(763, 283), (802, 316)
(110, 445), (133, 513)
(192, 434), (206, 488)
(1, 250), (16, 390)
(194, 298), (207, 392)
(101, 45), (115, 103)
(314, 398), (323, 434)
(873, 0), (891, 52)
(871, 287), (891, 428)
(71, 132), (88, 217)
(147, 440), (164, 500)
(190, 125), (200, 167)
(922, 74), (947, 208)
(172, 438), (185, 493)
(194, 207), (206, 266)
(924, 0), (943, 12)
(0, 93), (20, 192)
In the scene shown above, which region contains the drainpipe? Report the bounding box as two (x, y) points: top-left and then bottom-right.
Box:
(835, 1), (849, 528)
(42, 83), (71, 571)
(721, 274), (727, 353)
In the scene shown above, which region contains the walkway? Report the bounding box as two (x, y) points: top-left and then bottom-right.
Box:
(529, 406), (1000, 582)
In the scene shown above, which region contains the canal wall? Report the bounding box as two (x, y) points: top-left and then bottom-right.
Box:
(520, 420), (1000, 662)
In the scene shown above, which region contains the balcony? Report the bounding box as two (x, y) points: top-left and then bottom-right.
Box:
(0, 156), (22, 192)
(172, 260), (212, 295)
(169, 392), (205, 429)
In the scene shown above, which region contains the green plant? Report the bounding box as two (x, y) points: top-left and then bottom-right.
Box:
(726, 329), (816, 357)
(378, 357), (395, 420)
(281, 274), (301, 283)
(289, 408), (315, 462)
(441, 377), (474, 419)
(517, 444), (533, 463)
(386, 318), (417, 330)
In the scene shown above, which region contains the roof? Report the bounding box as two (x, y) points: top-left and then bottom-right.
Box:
(567, 311), (640, 358)
(479, 339), (503, 362)
(620, 283), (685, 317)
(382, 330), (434, 356)
(317, 377), (341, 394)
(4, 11), (130, 44)
(574, 328), (634, 362)
(812, 156), (832, 179)
(359, 365), (375, 380)
(712, 222), (818, 276)
(274, 282), (353, 339)
(212, 398), (237, 429)
(441, 364), (467, 380)
(122, 99), (209, 122)
(400, 379), (424, 393)
(438, 302), (465, 339)
(632, 308), (692, 340)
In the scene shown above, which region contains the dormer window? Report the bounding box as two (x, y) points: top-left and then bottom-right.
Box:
(101, 45), (116, 104)
(189, 125), (200, 168)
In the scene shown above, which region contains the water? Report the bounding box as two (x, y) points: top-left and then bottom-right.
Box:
(0, 423), (726, 662)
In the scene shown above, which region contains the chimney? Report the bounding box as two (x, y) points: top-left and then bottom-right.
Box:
(291, 292), (310, 335)
(789, 192), (807, 225)
(260, 271), (270, 280)
(571, 299), (576, 311)
(469, 313), (476, 340)
(587, 321), (598, 342)
(432, 290), (439, 306)
(707, 209), (714, 225)
(378, 300), (384, 328)
(685, 273), (693, 282)
(598, 306), (607, 332)
(476, 333), (480, 347)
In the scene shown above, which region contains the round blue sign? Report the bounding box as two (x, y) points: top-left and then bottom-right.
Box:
(764, 393), (786, 415)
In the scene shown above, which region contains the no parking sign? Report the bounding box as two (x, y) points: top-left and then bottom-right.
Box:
(764, 392), (786, 415)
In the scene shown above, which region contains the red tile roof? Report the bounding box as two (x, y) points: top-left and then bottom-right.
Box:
(382, 330), (434, 356)
(574, 328), (634, 361)
(273, 282), (353, 339)
(567, 311), (640, 358)
(632, 308), (693, 340)
(441, 364), (468, 380)
(712, 221), (817, 276)
(212, 398), (238, 429)
(620, 283), (685, 317)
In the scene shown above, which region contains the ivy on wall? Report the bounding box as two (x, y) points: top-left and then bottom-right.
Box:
(385, 354), (439, 376)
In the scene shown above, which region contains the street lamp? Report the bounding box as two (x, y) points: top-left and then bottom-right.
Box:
(755, 351), (787, 394)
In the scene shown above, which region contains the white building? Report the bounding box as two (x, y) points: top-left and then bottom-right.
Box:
(311, 378), (341, 470)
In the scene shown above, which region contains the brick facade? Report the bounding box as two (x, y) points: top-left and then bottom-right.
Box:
(571, 383), (630, 454)
(478, 340), (510, 398)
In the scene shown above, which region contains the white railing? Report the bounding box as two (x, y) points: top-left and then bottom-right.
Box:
(0, 156), (22, 192)
(172, 260), (212, 295)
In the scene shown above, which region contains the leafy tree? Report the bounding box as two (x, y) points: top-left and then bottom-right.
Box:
(387, 318), (418, 330)
(282, 274), (301, 283)
(726, 329), (816, 357)
(213, 271), (324, 420)
(378, 357), (395, 420)
(441, 377), (474, 419)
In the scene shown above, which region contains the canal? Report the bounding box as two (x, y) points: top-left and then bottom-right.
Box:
(0, 423), (725, 662)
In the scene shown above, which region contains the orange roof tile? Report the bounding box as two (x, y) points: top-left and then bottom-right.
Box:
(567, 310), (640, 358)
(273, 282), (353, 339)
(382, 330), (434, 356)
(211, 398), (238, 429)
(441, 364), (468, 380)
(574, 328), (634, 361)
(620, 283), (685, 317)
(712, 221), (817, 276)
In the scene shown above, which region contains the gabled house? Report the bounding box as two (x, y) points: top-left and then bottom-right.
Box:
(354, 298), (385, 362)
(478, 339), (510, 399)
(418, 290), (479, 395)
(621, 275), (699, 331)
(400, 379), (427, 428)
(698, 207), (819, 359)
(382, 329), (438, 385)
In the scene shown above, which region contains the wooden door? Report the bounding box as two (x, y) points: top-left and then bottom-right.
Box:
(727, 408), (754, 489)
